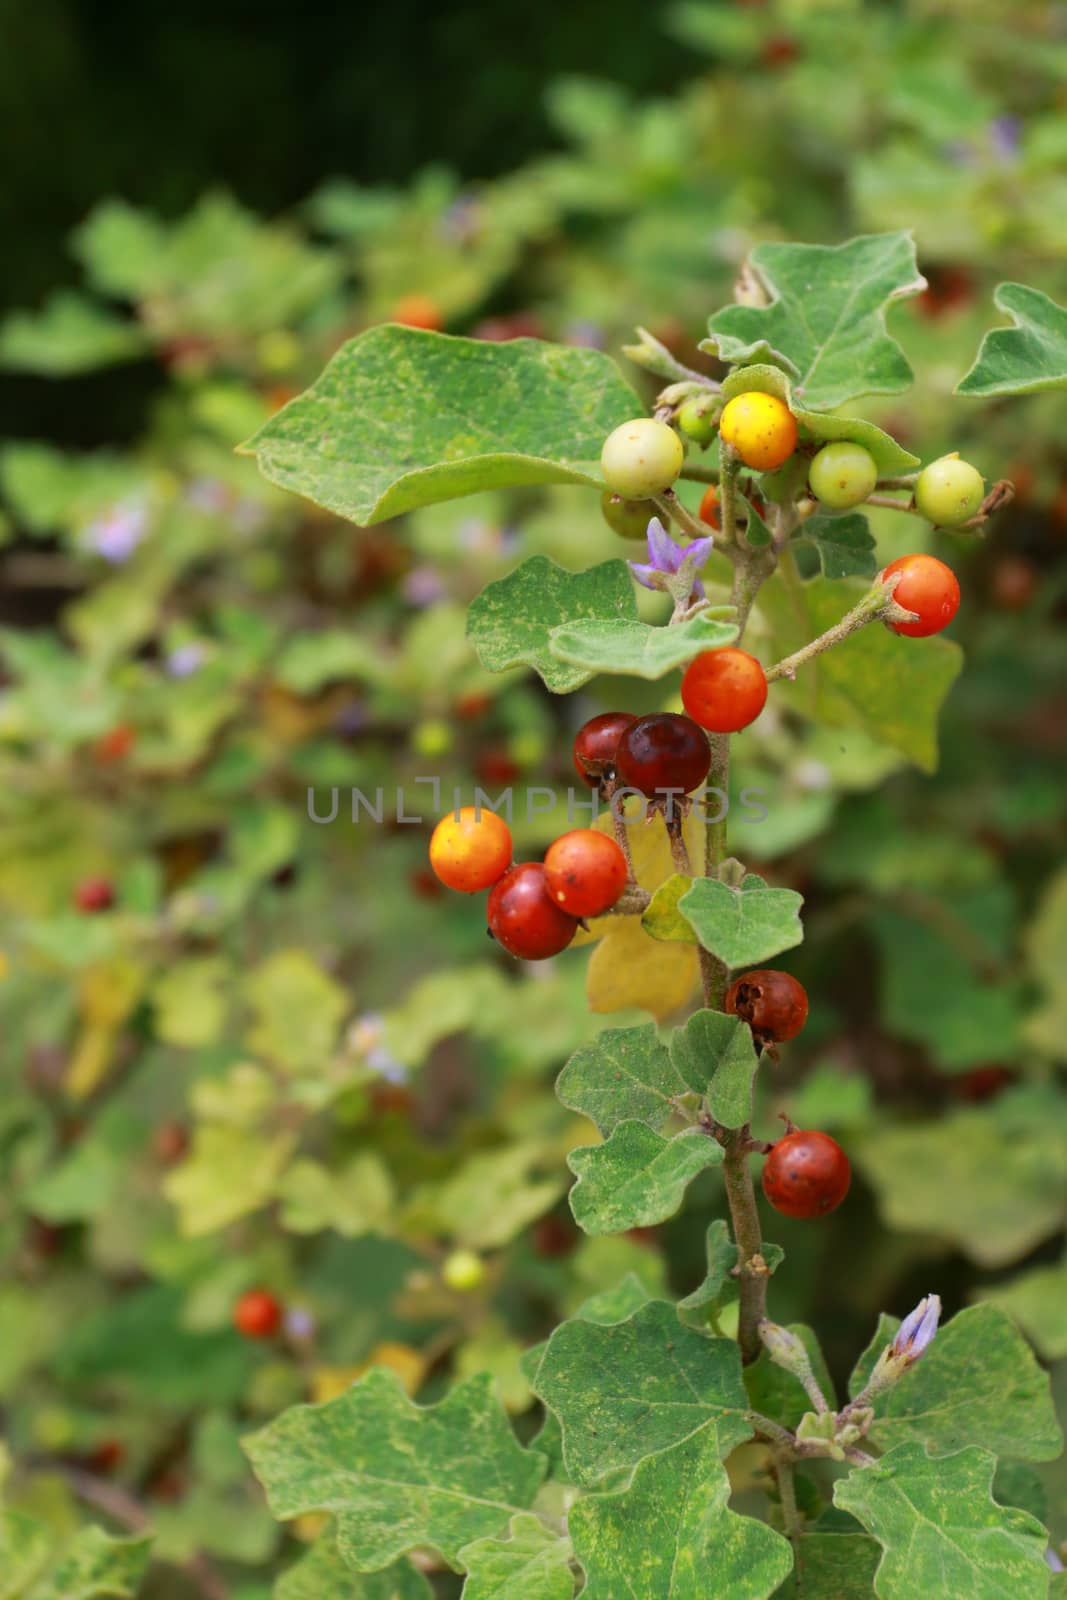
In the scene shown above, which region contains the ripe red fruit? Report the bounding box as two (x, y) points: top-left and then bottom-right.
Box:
(725, 970), (809, 1045)
(918, 265), (974, 320)
(762, 1130), (850, 1218)
(74, 877), (115, 913)
(233, 1289), (283, 1340)
(880, 554), (961, 637)
(476, 748), (521, 787)
(698, 485), (721, 529)
(681, 648), (768, 734)
(544, 829), (628, 918)
(572, 712), (638, 789)
(392, 293), (443, 331)
(87, 1439), (125, 1473)
(533, 1215), (578, 1258)
(487, 863), (579, 960)
(615, 713), (711, 799)
(94, 724), (135, 763)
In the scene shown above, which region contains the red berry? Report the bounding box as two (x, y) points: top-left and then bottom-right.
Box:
(954, 1065), (1015, 1103)
(615, 713), (711, 799)
(87, 1439), (125, 1473)
(544, 829), (628, 918)
(233, 1289), (283, 1340)
(74, 877), (115, 913)
(94, 724), (135, 763)
(392, 293), (443, 331)
(476, 748), (522, 787)
(725, 970), (809, 1045)
(880, 554), (961, 637)
(681, 648), (768, 734)
(698, 485), (720, 529)
(532, 1215), (578, 1257)
(762, 1130), (850, 1219)
(572, 712), (638, 789)
(154, 1121), (189, 1165)
(487, 863), (579, 960)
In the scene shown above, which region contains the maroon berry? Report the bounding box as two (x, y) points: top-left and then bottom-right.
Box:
(762, 1130), (850, 1219)
(572, 712), (638, 789)
(615, 713), (711, 799)
(487, 863), (579, 960)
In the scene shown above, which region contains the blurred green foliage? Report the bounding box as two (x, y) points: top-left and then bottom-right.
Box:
(1, 0), (1066, 1590)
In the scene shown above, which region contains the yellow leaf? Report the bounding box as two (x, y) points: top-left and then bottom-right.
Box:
(78, 958), (146, 1027)
(312, 1341), (425, 1404)
(65, 1020), (118, 1100)
(585, 913), (700, 1020)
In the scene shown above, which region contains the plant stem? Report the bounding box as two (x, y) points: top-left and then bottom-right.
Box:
(666, 811), (692, 875)
(699, 733), (730, 1009)
(59, 1465), (230, 1600)
(765, 580), (907, 683)
(679, 461), (720, 484)
(722, 1127), (770, 1363)
(773, 1449), (804, 1544)
(865, 493), (921, 514)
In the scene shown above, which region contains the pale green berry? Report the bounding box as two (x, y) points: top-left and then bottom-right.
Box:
(914, 454), (985, 527)
(808, 441), (878, 509)
(600, 418), (684, 499)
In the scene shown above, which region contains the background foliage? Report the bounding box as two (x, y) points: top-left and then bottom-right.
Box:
(1, 0), (1066, 1592)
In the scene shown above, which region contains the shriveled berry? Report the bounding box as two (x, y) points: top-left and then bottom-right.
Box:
(725, 969), (809, 1044)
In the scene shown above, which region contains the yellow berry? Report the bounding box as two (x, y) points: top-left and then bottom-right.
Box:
(719, 391), (798, 472)
(442, 1249), (486, 1291)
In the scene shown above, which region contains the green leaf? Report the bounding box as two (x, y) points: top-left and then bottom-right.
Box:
(275, 630), (393, 694)
(0, 292), (147, 375)
(458, 1514), (574, 1600)
(276, 1152), (395, 1237)
(0, 1511), (152, 1600)
(856, 1087), (1067, 1267)
(244, 1369), (545, 1572)
(422, 1144), (565, 1250)
(797, 513), (878, 581)
(678, 873), (804, 970)
(677, 1221), (784, 1331)
(467, 556), (637, 693)
(957, 283), (1067, 397)
(548, 613), (739, 680)
(834, 1444), (1049, 1600)
(569, 1423), (792, 1599)
(773, 1532), (881, 1598)
(642, 874), (698, 943)
(851, 1304), (1062, 1463)
(758, 573), (962, 773)
(276, 1533), (431, 1599)
(531, 1300), (750, 1486)
(567, 1122), (723, 1234)
(703, 234), (926, 409)
(164, 1125), (295, 1236)
(244, 950), (349, 1073)
(242, 328), (640, 524)
(981, 1255), (1067, 1361)
(669, 1008), (761, 1127)
(556, 1023), (689, 1135)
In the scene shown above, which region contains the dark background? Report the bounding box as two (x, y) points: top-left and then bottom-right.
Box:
(3, 0), (690, 313)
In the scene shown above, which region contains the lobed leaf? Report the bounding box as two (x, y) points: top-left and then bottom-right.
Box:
(669, 1007), (761, 1128)
(703, 234), (926, 410)
(797, 512), (878, 581)
(957, 283), (1067, 397)
(548, 613), (738, 679)
(244, 1369), (545, 1572)
(458, 1514), (574, 1600)
(467, 555), (637, 693)
(242, 327), (641, 524)
(569, 1423), (793, 1599)
(678, 872), (804, 970)
(531, 1299), (750, 1486)
(834, 1443), (1049, 1600)
(276, 1533), (431, 1599)
(556, 1023), (689, 1136)
(567, 1121), (723, 1234)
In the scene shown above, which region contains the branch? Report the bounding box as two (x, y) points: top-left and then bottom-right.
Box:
(765, 578), (917, 683)
(57, 1464), (230, 1600)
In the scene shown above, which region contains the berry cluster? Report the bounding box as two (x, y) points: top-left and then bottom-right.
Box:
(429, 801), (629, 960)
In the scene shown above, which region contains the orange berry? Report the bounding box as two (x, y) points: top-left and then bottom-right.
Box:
(429, 806), (512, 893)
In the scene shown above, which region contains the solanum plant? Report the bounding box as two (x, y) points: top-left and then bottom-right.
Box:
(234, 237), (1067, 1597)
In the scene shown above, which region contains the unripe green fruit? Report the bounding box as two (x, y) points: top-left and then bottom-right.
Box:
(600, 491), (662, 541)
(808, 441), (878, 509)
(677, 397), (716, 446)
(600, 418), (684, 499)
(442, 1249), (486, 1292)
(914, 454), (985, 527)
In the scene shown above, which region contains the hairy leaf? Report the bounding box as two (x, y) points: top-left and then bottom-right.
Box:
(467, 556), (637, 693)
(957, 283), (1067, 397)
(567, 1122), (723, 1234)
(678, 873), (804, 970)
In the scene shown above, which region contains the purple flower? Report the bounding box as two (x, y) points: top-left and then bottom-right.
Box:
(891, 1293), (941, 1365)
(87, 498), (149, 564)
(988, 115), (1021, 162)
(1046, 1548), (1065, 1574)
(628, 517), (714, 598)
(284, 1306), (317, 1342)
(565, 319), (604, 349)
(402, 565), (447, 607)
(166, 643), (206, 679)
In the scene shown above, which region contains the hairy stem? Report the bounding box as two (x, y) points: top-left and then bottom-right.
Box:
(722, 1128), (770, 1363)
(765, 578), (914, 683)
(773, 1449), (804, 1544)
(678, 461), (720, 484)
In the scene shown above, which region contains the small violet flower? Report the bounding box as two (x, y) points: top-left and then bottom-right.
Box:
(890, 1292), (941, 1365)
(628, 517), (714, 600)
(402, 565), (447, 607)
(166, 642), (206, 679)
(1046, 1548), (1065, 1574)
(87, 498), (149, 564)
